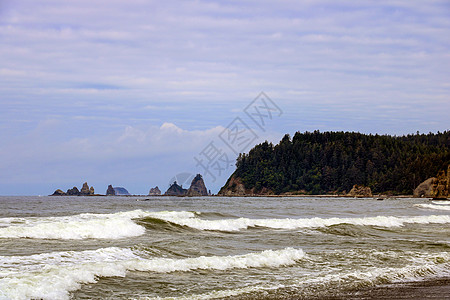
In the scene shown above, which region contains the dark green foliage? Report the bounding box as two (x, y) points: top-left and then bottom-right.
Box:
(233, 131), (450, 195)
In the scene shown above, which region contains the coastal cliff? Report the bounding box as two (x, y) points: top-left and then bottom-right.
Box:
(414, 165), (450, 198)
(219, 131), (450, 196)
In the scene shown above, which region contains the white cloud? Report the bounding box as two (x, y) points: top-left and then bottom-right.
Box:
(0, 0), (449, 194)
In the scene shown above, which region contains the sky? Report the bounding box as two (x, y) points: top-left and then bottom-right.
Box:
(0, 0), (449, 195)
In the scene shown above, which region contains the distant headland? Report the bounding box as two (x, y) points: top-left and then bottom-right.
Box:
(219, 131), (450, 198)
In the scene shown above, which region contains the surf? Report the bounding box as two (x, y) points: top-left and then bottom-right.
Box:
(0, 247), (306, 300)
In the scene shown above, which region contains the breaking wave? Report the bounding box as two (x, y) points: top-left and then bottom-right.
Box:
(0, 210), (193, 240)
(415, 203), (450, 211)
(152, 213), (450, 232)
(0, 247), (305, 300)
(1, 209), (449, 239)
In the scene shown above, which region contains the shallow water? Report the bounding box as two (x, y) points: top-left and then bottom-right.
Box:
(0, 196), (449, 299)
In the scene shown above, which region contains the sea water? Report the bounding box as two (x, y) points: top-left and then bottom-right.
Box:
(0, 196), (449, 299)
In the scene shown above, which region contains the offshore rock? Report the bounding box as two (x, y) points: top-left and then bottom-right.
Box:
(89, 186), (95, 195)
(106, 185), (116, 196)
(187, 174), (208, 196)
(66, 187), (80, 196)
(51, 189), (65, 196)
(80, 182), (91, 196)
(148, 186), (161, 196)
(347, 185), (372, 197)
(113, 187), (130, 196)
(164, 181), (187, 196)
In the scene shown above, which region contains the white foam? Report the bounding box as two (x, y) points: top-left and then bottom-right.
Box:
(302, 251), (450, 288)
(0, 210), (195, 240)
(138, 250), (450, 300)
(415, 203), (450, 211)
(432, 200), (450, 205)
(0, 247), (305, 300)
(152, 213), (450, 232)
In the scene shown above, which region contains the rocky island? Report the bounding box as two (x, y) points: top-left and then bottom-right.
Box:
(51, 182), (96, 196)
(148, 186), (161, 196)
(164, 174), (209, 196)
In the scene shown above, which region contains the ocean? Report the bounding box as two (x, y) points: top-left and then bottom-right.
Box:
(0, 196), (449, 299)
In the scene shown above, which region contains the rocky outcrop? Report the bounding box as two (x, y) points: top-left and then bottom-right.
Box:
(51, 182), (97, 196)
(51, 189), (65, 196)
(414, 178), (436, 197)
(218, 175), (274, 196)
(347, 185), (372, 197)
(164, 181), (187, 196)
(430, 165), (449, 198)
(414, 165), (450, 198)
(106, 185), (116, 196)
(113, 187), (130, 196)
(187, 174), (208, 196)
(148, 186), (161, 196)
(66, 186), (80, 196)
(80, 182), (91, 196)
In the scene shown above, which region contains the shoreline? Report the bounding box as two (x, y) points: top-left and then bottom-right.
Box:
(336, 278), (450, 300)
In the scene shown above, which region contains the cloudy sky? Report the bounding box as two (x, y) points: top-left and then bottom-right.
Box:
(1, 0), (449, 195)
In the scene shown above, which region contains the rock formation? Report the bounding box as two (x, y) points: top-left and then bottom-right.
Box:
(51, 182), (97, 196)
(414, 165), (450, 198)
(113, 187), (130, 196)
(164, 181), (187, 196)
(414, 178), (436, 198)
(148, 186), (161, 196)
(430, 165), (450, 198)
(51, 189), (65, 196)
(347, 185), (372, 197)
(66, 186), (80, 196)
(219, 174), (273, 196)
(187, 174), (208, 196)
(80, 182), (90, 196)
(106, 185), (116, 196)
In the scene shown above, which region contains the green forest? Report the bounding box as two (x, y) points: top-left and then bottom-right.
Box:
(231, 131), (450, 195)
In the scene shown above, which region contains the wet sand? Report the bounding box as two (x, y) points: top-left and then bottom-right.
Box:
(334, 279), (450, 299)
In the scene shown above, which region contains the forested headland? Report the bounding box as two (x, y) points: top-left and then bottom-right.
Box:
(220, 131), (450, 195)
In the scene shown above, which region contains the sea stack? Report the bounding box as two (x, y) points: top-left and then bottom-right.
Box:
(66, 186), (80, 196)
(106, 185), (116, 196)
(113, 187), (130, 196)
(164, 181), (187, 196)
(80, 182), (91, 196)
(187, 174), (208, 196)
(51, 189), (65, 196)
(148, 186), (161, 196)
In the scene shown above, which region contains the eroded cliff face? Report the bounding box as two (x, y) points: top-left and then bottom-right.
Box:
(347, 185), (372, 197)
(218, 175), (273, 196)
(414, 165), (450, 198)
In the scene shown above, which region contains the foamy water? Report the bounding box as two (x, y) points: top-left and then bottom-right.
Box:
(415, 203), (450, 211)
(0, 196), (448, 299)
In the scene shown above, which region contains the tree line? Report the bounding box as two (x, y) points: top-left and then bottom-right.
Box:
(233, 131), (450, 195)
